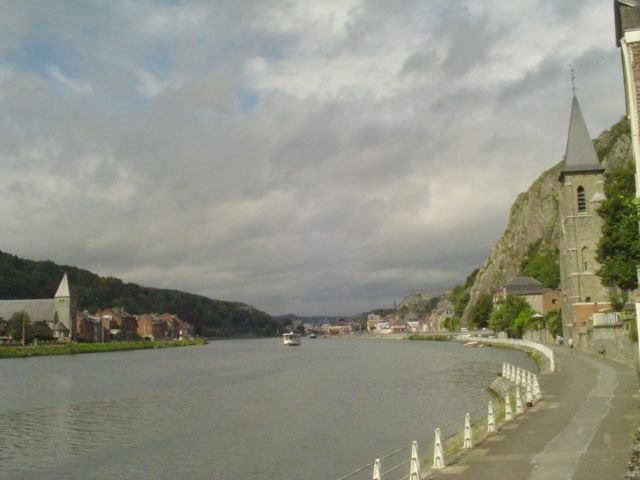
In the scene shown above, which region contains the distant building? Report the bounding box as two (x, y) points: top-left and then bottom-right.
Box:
(321, 320), (352, 335)
(494, 276), (560, 314)
(136, 313), (168, 341)
(367, 313), (382, 333)
(75, 311), (109, 342)
(97, 307), (138, 341)
(0, 273), (76, 341)
(428, 299), (453, 330)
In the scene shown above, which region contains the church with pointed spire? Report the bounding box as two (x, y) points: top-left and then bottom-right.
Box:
(558, 96), (611, 338)
(0, 273), (76, 340)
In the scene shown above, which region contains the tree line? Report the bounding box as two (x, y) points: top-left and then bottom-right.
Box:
(0, 252), (282, 338)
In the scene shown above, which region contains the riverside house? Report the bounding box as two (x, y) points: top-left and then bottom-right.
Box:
(76, 309), (193, 342)
(494, 276), (561, 315)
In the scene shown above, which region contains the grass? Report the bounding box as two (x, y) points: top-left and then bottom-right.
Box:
(406, 334), (450, 341)
(0, 338), (206, 359)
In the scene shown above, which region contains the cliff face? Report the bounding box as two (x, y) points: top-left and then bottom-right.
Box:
(461, 117), (632, 322)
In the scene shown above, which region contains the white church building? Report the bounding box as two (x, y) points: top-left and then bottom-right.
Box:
(0, 273), (76, 340)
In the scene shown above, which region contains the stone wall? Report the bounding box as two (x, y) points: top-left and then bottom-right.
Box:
(525, 326), (638, 367)
(576, 325), (638, 366)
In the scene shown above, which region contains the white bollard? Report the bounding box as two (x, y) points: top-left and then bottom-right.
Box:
(502, 362), (507, 378)
(516, 387), (524, 415)
(526, 380), (534, 407)
(464, 413), (473, 449)
(372, 458), (381, 480)
(505, 394), (513, 421)
(516, 367), (522, 386)
(533, 375), (542, 401)
(488, 401), (496, 433)
(432, 428), (445, 469)
(409, 441), (421, 480)
(509, 364), (515, 382)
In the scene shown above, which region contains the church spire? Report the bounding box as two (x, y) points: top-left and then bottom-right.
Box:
(561, 96), (603, 176)
(54, 273), (71, 298)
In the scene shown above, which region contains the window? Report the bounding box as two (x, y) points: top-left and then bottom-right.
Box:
(577, 186), (586, 213)
(582, 246), (589, 272)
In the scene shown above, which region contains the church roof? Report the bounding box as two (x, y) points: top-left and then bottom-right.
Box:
(54, 273), (71, 298)
(505, 276), (544, 296)
(53, 322), (69, 332)
(561, 96), (603, 177)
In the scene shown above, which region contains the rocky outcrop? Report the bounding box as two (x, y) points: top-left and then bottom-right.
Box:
(462, 117), (632, 323)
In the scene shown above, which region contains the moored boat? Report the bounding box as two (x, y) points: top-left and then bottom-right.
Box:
(283, 332), (301, 346)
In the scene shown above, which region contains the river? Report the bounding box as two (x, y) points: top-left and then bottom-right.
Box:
(0, 337), (535, 480)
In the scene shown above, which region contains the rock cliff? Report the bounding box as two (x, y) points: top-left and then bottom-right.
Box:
(461, 117), (632, 323)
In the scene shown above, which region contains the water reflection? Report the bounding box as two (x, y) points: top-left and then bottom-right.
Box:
(0, 339), (536, 480)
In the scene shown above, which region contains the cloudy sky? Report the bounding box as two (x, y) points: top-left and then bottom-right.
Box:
(0, 0), (627, 316)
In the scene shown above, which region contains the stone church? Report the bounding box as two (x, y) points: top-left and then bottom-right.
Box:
(558, 96), (611, 338)
(0, 273), (76, 340)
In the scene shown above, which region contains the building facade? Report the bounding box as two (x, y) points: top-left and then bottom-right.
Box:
(614, 0), (640, 346)
(494, 276), (560, 315)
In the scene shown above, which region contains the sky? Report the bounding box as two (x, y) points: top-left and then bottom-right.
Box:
(0, 0), (627, 316)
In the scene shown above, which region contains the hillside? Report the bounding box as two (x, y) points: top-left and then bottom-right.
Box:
(461, 116), (633, 322)
(0, 251), (281, 338)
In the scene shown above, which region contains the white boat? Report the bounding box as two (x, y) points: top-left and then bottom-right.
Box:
(283, 332), (301, 346)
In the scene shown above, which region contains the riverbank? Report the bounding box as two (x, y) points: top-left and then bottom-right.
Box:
(0, 338), (206, 358)
(425, 345), (638, 479)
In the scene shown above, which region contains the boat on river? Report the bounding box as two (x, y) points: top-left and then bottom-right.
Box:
(283, 332), (301, 346)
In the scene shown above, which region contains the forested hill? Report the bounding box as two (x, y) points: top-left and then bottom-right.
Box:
(0, 250), (281, 338)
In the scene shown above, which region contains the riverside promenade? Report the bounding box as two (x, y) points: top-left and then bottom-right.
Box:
(426, 345), (638, 480)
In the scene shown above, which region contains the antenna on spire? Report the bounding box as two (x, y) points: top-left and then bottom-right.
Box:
(571, 68), (576, 95)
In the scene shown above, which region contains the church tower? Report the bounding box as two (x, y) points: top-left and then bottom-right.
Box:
(54, 273), (77, 339)
(558, 96), (610, 339)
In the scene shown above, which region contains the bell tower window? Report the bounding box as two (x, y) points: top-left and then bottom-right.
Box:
(577, 186), (586, 213)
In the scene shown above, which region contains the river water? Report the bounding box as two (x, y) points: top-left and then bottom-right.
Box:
(0, 338), (535, 480)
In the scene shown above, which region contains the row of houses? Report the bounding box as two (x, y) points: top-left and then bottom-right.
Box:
(0, 274), (195, 343)
(76, 307), (195, 342)
(365, 276), (563, 335)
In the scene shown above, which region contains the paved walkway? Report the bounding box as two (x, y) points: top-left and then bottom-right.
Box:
(426, 346), (639, 480)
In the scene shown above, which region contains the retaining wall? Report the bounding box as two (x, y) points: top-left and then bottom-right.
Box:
(524, 327), (638, 367)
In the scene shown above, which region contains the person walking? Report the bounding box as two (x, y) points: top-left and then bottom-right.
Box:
(568, 337), (574, 352)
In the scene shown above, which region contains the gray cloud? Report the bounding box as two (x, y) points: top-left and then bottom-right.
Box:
(0, 0), (627, 316)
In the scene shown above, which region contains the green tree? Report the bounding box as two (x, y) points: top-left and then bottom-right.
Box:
(469, 292), (493, 329)
(545, 310), (562, 338)
(449, 268), (479, 320)
(32, 321), (54, 341)
(8, 311), (32, 344)
(488, 295), (531, 338)
(596, 162), (640, 295)
(510, 305), (536, 338)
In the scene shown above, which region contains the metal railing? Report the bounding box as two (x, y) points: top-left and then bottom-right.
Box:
(335, 363), (543, 480)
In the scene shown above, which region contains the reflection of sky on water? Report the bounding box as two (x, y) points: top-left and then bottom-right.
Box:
(0, 340), (535, 480)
